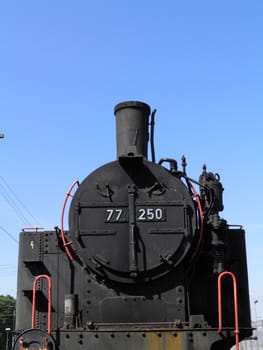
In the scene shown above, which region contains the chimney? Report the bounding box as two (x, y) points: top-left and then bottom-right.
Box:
(114, 101), (151, 162)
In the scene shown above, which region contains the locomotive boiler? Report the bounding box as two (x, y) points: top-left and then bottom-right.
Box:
(13, 101), (252, 349)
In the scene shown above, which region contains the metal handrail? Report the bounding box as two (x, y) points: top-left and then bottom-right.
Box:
(60, 180), (79, 261)
(32, 274), (52, 334)
(218, 271), (239, 350)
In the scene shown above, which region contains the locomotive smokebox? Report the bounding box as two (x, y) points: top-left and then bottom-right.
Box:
(114, 101), (151, 161)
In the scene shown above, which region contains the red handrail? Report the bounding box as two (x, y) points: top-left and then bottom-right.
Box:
(60, 180), (79, 261)
(32, 275), (52, 334)
(218, 271), (239, 350)
(21, 227), (44, 232)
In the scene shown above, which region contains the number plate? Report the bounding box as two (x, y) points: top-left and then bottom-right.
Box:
(105, 208), (127, 223)
(137, 207), (166, 222)
(105, 207), (166, 223)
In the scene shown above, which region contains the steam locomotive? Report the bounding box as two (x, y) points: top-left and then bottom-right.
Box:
(13, 101), (252, 349)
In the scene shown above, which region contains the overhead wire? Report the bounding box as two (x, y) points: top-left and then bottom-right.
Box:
(0, 225), (18, 243)
(0, 175), (42, 227)
(0, 176), (42, 243)
(0, 182), (32, 227)
(0, 264), (17, 274)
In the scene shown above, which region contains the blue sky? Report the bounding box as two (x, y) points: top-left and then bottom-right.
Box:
(0, 1), (263, 320)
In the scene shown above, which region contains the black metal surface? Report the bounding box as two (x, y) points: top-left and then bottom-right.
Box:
(68, 159), (197, 284)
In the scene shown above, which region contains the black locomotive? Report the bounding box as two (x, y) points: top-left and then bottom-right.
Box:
(13, 101), (252, 349)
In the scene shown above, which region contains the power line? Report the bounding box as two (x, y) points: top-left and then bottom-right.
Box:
(0, 183), (32, 227)
(0, 175), (42, 227)
(0, 225), (18, 243)
(1, 136), (43, 243)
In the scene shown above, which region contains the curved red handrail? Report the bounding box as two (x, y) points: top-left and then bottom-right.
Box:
(60, 180), (79, 261)
(218, 271), (239, 350)
(32, 274), (52, 334)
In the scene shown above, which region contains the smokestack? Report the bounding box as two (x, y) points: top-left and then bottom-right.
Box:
(114, 101), (151, 161)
